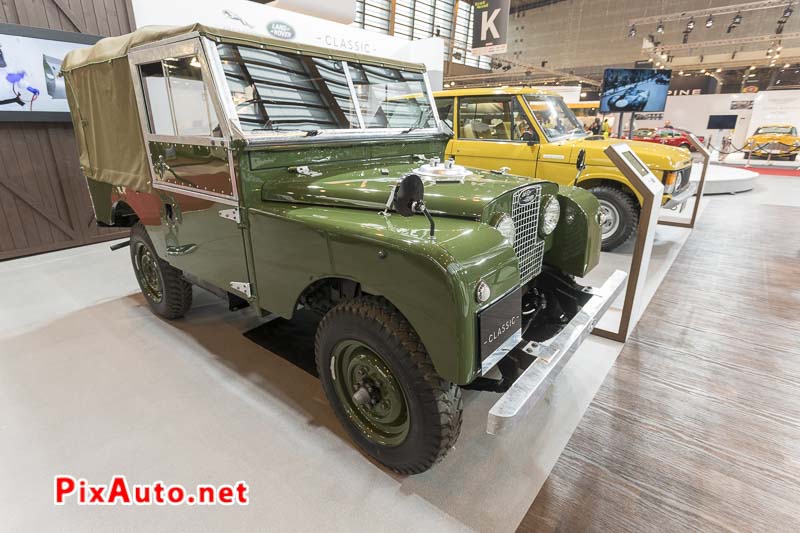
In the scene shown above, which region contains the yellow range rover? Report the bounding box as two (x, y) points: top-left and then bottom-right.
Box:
(434, 88), (694, 251)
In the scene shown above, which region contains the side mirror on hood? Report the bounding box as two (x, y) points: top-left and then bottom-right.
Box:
(383, 174), (436, 237)
(573, 148), (587, 186)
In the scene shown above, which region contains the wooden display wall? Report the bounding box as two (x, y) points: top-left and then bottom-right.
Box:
(0, 0), (134, 260)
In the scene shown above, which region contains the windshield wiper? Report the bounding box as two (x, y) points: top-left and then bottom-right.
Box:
(401, 109), (430, 134)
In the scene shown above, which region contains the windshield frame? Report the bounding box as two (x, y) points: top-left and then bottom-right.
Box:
(522, 94), (588, 142)
(204, 37), (442, 140)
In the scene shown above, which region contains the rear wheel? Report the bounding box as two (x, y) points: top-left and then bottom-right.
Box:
(315, 296), (462, 474)
(679, 143), (691, 151)
(589, 186), (639, 252)
(130, 222), (192, 319)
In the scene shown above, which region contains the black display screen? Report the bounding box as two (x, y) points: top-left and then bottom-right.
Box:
(707, 114), (738, 129)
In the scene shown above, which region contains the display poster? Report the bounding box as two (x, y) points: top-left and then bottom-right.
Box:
(471, 0), (510, 55)
(0, 24), (99, 121)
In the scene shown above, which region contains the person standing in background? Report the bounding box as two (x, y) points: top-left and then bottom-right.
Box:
(601, 118), (610, 137)
(590, 117), (601, 135)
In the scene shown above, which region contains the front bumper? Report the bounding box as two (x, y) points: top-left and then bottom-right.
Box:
(662, 182), (697, 209)
(486, 269), (627, 434)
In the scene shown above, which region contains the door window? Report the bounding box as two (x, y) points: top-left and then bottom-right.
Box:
(458, 96), (534, 142)
(435, 97), (455, 129)
(140, 62), (175, 136)
(139, 56), (221, 138)
(458, 96), (513, 141)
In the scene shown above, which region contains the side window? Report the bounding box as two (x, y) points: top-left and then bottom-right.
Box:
(458, 96), (513, 141)
(139, 56), (221, 137)
(435, 97), (455, 129)
(163, 57), (220, 136)
(140, 62), (175, 136)
(512, 98), (536, 141)
(793, 127), (798, 136)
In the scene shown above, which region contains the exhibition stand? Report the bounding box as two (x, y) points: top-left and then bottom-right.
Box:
(659, 133), (710, 229)
(592, 143), (664, 342)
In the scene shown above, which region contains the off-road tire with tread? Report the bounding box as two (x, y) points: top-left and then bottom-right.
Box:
(315, 296), (463, 474)
(589, 185), (640, 252)
(130, 222), (192, 319)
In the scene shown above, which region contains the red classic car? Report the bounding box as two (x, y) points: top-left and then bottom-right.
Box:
(632, 127), (705, 151)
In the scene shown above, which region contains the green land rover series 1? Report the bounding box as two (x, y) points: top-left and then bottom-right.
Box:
(63, 24), (625, 474)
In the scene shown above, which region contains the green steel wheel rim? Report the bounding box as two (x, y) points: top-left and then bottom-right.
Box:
(133, 241), (163, 304)
(331, 340), (410, 447)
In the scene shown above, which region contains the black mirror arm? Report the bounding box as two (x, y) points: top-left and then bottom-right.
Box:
(418, 201), (435, 238)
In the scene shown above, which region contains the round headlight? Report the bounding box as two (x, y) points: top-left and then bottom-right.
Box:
(540, 196), (560, 236)
(493, 213), (515, 244)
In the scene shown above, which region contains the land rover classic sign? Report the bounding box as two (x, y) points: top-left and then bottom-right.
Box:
(471, 0), (510, 55)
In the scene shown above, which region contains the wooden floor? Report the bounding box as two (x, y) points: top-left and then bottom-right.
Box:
(520, 182), (800, 532)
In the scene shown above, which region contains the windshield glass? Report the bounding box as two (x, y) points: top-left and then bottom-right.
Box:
(217, 43), (435, 134)
(524, 95), (586, 141)
(633, 128), (656, 138)
(755, 126), (793, 135)
(347, 64), (435, 129)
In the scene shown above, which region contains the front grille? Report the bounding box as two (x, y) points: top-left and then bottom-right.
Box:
(676, 166), (692, 191)
(511, 185), (546, 284)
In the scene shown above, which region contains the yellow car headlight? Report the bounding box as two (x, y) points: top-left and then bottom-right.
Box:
(663, 171), (678, 194)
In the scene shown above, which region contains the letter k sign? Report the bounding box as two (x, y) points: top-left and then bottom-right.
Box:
(481, 8), (500, 40)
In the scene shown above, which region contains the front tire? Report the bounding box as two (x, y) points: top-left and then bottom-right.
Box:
(589, 185), (640, 252)
(130, 222), (192, 319)
(315, 296), (462, 474)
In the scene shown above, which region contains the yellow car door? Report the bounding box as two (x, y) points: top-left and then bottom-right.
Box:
(447, 95), (539, 178)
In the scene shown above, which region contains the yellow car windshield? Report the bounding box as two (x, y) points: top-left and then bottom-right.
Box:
(524, 95), (587, 142)
(754, 126), (794, 135)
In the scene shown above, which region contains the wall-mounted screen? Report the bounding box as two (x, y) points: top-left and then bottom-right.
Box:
(707, 114), (738, 129)
(600, 68), (672, 113)
(0, 23), (100, 122)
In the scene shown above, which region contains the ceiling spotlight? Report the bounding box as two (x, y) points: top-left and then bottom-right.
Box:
(733, 12), (742, 25)
(783, 5), (793, 18)
(628, 24), (637, 38)
(716, 68), (722, 73)
(706, 15), (714, 28)
(686, 17), (695, 31)
(657, 20), (665, 33)
(785, 63), (791, 68)
(750, 65), (756, 70)
(678, 70), (684, 75)
(700, 68), (706, 73)
(449, 81), (455, 87)
(661, 52), (668, 60)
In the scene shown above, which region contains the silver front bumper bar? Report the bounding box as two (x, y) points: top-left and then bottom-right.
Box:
(663, 182), (697, 209)
(486, 269), (627, 435)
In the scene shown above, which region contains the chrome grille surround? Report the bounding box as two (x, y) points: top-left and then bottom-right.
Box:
(510, 185), (545, 284)
(677, 165), (692, 191)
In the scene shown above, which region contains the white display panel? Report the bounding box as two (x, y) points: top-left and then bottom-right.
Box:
(0, 24), (97, 120)
(130, 0), (445, 89)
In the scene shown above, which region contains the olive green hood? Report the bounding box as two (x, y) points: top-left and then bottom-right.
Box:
(256, 157), (547, 219)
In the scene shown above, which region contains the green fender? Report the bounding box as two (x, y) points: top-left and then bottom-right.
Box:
(247, 203), (519, 385)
